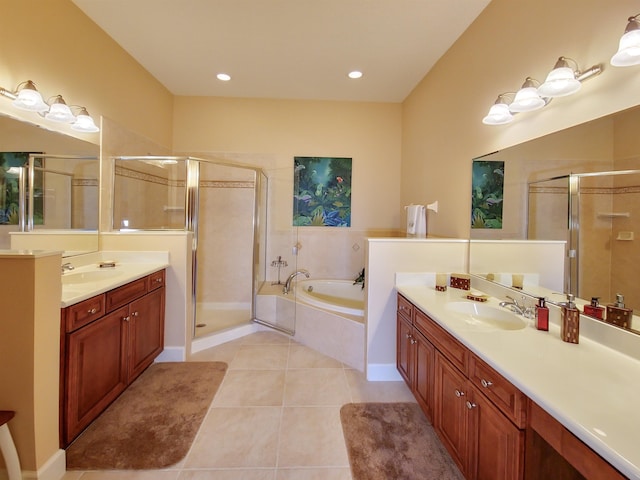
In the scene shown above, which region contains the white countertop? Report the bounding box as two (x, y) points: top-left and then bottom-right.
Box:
(396, 282), (640, 480)
(60, 252), (169, 307)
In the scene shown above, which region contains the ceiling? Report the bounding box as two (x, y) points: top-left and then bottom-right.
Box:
(72, 0), (490, 103)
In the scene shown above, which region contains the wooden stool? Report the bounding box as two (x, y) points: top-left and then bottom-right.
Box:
(0, 411), (21, 480)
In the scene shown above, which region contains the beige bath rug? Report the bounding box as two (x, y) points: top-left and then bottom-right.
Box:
(340, 402), (464, 480)
(66, 361), (227, 470)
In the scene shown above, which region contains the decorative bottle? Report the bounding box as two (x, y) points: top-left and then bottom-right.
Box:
(535, 297), (549, 331)
(561, 294), (580, 344)
(583, 297), (604, 320)
(606, 294), (633, 329)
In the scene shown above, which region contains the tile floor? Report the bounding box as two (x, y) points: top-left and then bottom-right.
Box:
(62, 330), (416, 479)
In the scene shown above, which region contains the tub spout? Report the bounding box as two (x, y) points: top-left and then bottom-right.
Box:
(283, 269), (310, 294)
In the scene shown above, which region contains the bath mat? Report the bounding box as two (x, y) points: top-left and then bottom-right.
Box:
(340, 402), (464, 480)
(66, 361), (227, 470)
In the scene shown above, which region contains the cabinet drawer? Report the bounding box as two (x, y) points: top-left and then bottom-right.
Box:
(106, 277), (148, 312)
(469, 354), (526, 428)
(397, 294), (413, 321)
(148, 269), (165, 291)
(64, 294), (106, 332)
(415, 308), (468, 374)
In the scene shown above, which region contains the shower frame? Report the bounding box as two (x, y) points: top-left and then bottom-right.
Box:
(111, 155), (279, 337)
(527, 168), (640, 298)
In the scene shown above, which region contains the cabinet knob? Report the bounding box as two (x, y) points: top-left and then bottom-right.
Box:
(410, 338), (417, 345)
(88, 308), (97, 314)
(480, 378), (493, 388)
(466, 401), (477, 410)
(406, 332), (412, 339)
(131, 311), (139, 317)
(155, 278), (163, 283)
(455, 389), (465, 397)
(123, 316), (130, 322)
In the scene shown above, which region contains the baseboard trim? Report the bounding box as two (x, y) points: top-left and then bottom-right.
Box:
(155, 346), (185, 362)
(191, 323), (264, 353)
(21, 448), (65, 480)
(367, 363), (403, 381)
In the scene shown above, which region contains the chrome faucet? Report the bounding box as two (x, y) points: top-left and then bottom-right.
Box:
(61, 262), (75, 273)
(283, 269), (310, 294)
(499, 295), (535, 318)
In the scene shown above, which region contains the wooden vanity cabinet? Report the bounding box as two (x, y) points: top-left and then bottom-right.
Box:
(60, 269), (165, 446)
(396, 294), (436, 421)
(398, 293), (525, 480)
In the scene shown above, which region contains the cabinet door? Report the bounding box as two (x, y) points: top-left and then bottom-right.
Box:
(435, 352), (468, 475)
(413, 329), (435, 422)
(467, 388), (524, 480)
(64, 306), (128, 445)
(396, 314), (414, 385)
(128, 287), (165, 381)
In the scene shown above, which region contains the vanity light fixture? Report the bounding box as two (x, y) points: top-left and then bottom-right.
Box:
(509, 77), (547, 112)
(611, 14), (640, 66)
(482, 94), (514, 125)
(537, 57), (602, 98)
(0, 79), (100, 132)
(71, 107), (99, 133)
(45, 95), (75, 123)
(10, 80), (49, 112)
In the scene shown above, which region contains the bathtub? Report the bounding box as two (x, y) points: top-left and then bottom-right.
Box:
(295, 279), (365, 316)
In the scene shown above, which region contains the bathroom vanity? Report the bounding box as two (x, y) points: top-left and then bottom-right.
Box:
(396, 289), (632, 480)
(60, 266), (167, 447)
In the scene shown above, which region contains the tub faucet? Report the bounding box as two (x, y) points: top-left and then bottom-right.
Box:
(283, 269), (310, 294)
(61, 262), (75, 274)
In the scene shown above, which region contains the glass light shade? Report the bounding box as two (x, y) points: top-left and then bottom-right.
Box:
(12, 81), (48, 112)
(509, 87), (546, 112)
(45, 97), (75, 123)
(538, 66), (581, 97)
(482, 102), (513, 125)
(71, 108), (99, 133)
(611, 28), (640, 66)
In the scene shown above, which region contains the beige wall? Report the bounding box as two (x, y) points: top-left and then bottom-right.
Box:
(173, 97), (402, 280)
(402, 0), (640, 238)
(0, 0), (173, 149)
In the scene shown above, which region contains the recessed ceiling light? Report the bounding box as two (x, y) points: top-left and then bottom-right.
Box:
(348, 71), (363, 79)
(216, 73), (231, 81)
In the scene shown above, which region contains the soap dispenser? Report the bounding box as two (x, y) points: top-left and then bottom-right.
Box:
(583, 297), (604, 320)
(535, 297), (549, 331)
(561, 294), (580, 344)
(606, 294), (633, 329)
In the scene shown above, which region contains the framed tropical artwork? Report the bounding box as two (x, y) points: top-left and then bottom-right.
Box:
(471, 159), (504, 229)
(0, 152), (43, 225)
(293, 156), (352, 227)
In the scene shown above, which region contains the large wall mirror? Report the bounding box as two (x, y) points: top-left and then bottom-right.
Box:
(470, 105), (640, 333)
(0, 113), (99, 255)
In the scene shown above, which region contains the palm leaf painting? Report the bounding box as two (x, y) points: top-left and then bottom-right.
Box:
(293, 156), (352, 227)
(471, 160), (504, 229)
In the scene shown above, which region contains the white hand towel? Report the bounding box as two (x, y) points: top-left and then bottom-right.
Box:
(405, 204), (426, 237)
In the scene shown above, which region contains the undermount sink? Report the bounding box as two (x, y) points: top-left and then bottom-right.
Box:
(446, 301), (527, 331)
(62, 269), (123, 285)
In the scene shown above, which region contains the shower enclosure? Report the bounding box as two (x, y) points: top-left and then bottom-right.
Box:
(528, 169), (640, 310)
(112, 156), (275, 338)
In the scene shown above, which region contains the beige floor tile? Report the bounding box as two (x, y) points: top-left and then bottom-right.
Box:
(287, 345), (344, 369)
(179, 469), (276, 479)
(189, 339), (243, 364)
(343, 368), (416, 403)
(240, 331), (292, 345)
(213, 369), (285, 406)
(276, 467), (352, 480)
(76, 472), (180, 480)
(230, 345), (290, 370)
(277, 406), (349, 468)
(284, 369), (350, 406)
(185, 407), (281, 468)
(61, 473), (84, 480)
